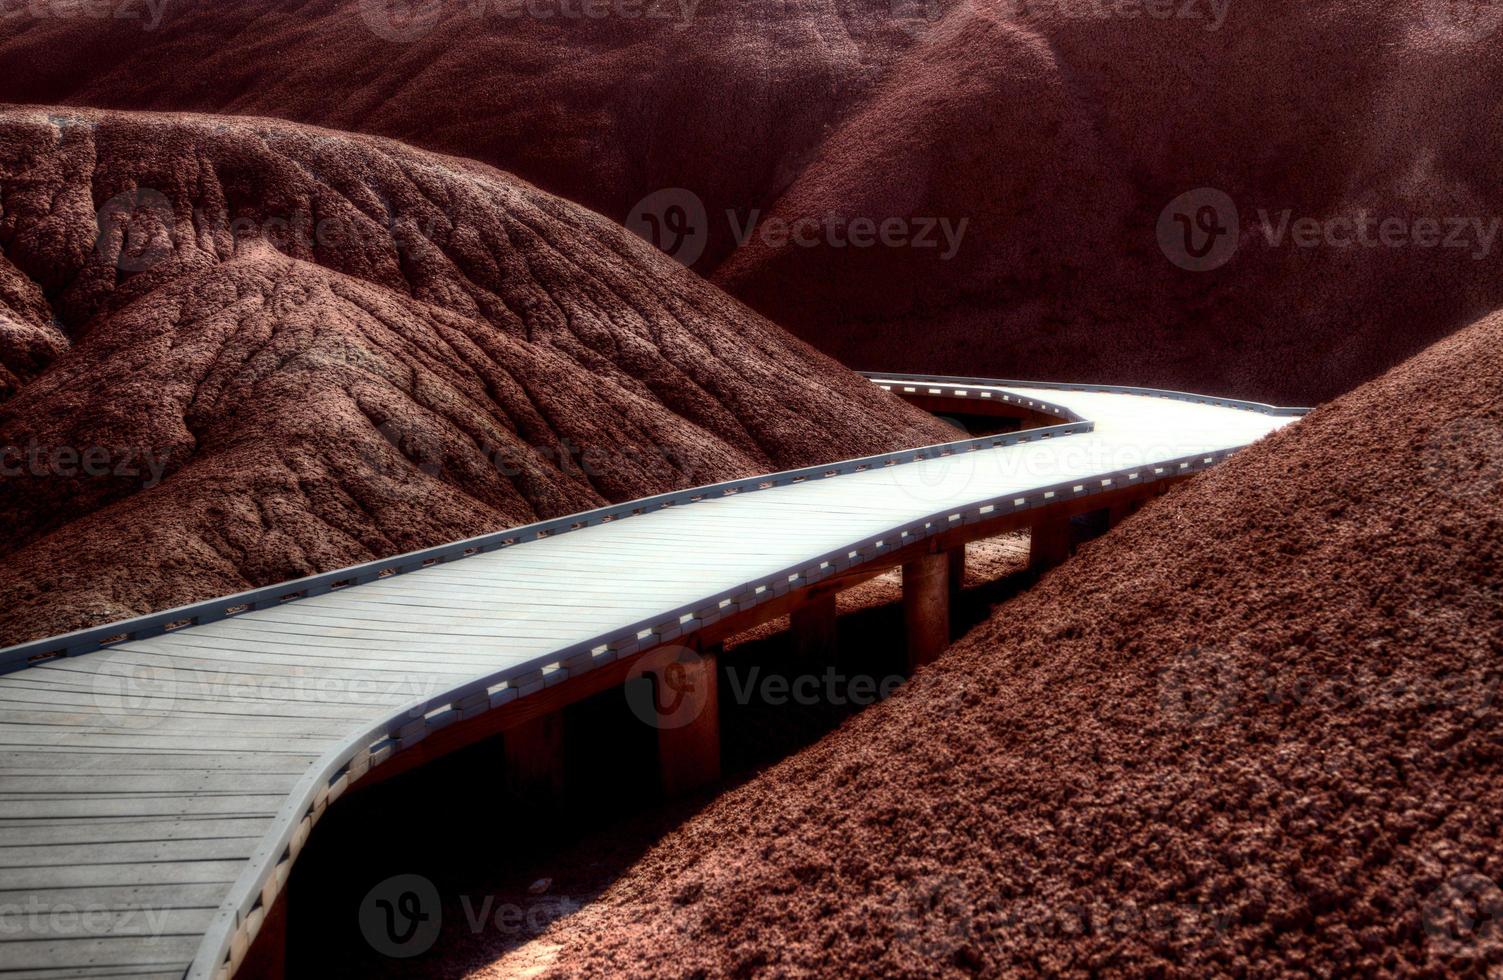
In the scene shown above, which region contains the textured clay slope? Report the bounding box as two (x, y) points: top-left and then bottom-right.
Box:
(503, 311), (1503, 975)
(0, 0), (928, 272)
(0, 106), (953, 645)
(715, 0), (1503, 404)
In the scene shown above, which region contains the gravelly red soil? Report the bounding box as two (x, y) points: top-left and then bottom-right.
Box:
(479, 310), (1503, 976)
(0, 106), (952, 645)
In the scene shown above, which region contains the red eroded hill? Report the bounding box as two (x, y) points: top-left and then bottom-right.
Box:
(489, 308), (1503, 975)
(0, 106), (954, 645)
(7, 2), (1502, 404)
(0, 0), (929, 272)
(714, 0), (1503, 404)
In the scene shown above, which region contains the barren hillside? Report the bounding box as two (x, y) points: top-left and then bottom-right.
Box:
(0, 0), (929, 272)
(500, 307), (1503, 975)
(8, 3), (1503, 403)
(0, 107), (953, 644)
(716, 0), (1503, 404)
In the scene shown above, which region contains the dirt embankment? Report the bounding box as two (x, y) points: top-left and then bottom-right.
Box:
(494, 308), (1503, 976)
(0, 107), (953, 644)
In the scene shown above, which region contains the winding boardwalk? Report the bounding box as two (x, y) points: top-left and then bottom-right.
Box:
(0, 376), (1305, 978)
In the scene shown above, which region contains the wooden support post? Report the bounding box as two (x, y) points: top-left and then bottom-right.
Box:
(791, 593), (838, 660)
(903, 551), (950, 671)
(503, 712), (565, 802)
(657, 643), (721, 797)
(948, 544), (967, 606)
(1029, 515), (1073, 573)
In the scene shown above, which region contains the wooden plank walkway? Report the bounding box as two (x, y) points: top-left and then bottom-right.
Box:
(0, 379), (1304, 978)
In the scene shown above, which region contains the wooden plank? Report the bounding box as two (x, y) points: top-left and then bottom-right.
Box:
(0, 838), (258, 869)
(0, 818), (271, 847)
(0, 773), (298, 796)
(0, 860), (247, 890)
(0, 752), (318, 773)
(0, 935), (201, 971)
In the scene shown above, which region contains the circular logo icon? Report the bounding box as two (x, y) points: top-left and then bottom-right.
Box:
(356, 0), (443, 42)
(1418, 0), (1503, 42)
(90, 659), (177, 730)
(96, 187), (177, 274)
(624, 644), (710, 730)
(369, 420), (445, 480)
(1157, 188), (1239, 272)
(1156, 644), (1245, 729)
(1422, 871), (1503, 959)
(891, 422), (980, 509)
(1419, 416), (1503, 502)
(626, 188), (709, 268)
(359, 874), (442, 958)
(892, 874), (976, 965)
